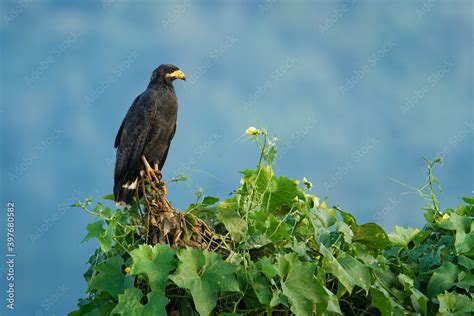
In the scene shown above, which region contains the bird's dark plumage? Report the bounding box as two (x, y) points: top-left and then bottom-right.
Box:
(114, 64), (185, 205)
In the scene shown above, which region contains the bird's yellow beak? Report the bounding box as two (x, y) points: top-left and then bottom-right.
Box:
(168, 70), (186, 80)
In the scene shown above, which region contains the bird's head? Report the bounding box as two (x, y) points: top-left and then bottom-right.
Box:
(150, 64), (186, 86)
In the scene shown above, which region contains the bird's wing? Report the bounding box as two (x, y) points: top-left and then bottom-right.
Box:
(114, 93), (158, 183)
(115, 95), (140, 148)
(158, 123), (176, 170)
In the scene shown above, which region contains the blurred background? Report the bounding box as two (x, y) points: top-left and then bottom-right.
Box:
(0, 0), (472, 314)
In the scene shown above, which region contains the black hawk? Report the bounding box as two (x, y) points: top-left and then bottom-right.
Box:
(113, 64), (185, 205)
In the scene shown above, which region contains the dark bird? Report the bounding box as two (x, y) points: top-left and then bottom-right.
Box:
(113, 64), (185, 206)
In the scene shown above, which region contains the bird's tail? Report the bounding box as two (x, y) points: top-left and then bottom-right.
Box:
(113, 178), (138, 207)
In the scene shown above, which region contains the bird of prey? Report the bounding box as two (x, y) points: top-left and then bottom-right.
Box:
(113, 64), (185, 206)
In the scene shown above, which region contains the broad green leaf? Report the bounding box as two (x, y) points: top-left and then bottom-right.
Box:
(82, 220), (114, 253)
(353, 223), (391, 251)
(251, 274), (272, 305)
(276, 253), (328, 316)
(202, 196), (219, 206)
(426, 262), (459, 298)
(130, 244), (176, 299)
(457, 232), (474, 255)
(458, 255), (474, 270)
(102, 194), (115, 201)
(398, 274), (427, 315)
(370, 287), (391, 316)
(262, 176), (302, 212)
(82, 220), (104, 243)
(99, 221), (114, 253)
(255, 165), (273, 193)
(142, 291), (170, 316)
(110, 288), (144, 315)
(335, 221), (353, 243)
(170, 248), (240, 316)
(319, 244), (355, 293)
(336, 207), (358, 230)
(258, 257), (278, 280)
(462, 196), (474, 204)
(337, 253), (371, 293)
(388, 226), (420, 246)
(215, 205), (247, 242)
(88, 256), (131, 299)
(457, 270), (474, 291)
(312, 206), (337, 229)
(437, 291), (474, 314)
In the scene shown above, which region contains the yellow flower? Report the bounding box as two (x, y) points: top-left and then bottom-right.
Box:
(442, 213), (450, 220)
(125, 267), (131, 274)
(245, 126), (259, 136)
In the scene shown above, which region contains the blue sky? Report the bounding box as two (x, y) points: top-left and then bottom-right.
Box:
(0, 0), (473, 314)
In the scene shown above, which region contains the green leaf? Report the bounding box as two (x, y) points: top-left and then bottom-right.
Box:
(82, 220), (104, 243)
(336, 206), (358, 230)
(215, 203), (247, 242)
(353, 223), (391, 251)
(437, 291), (474, 314)
(337, 253), (371, 293)
(388, 226), (420, 246)
(251, 274), (272, 305)
(88, 256), (131, 299)
(312, 206), (337, 229)
(458, 255), (474, 270)
(370, 287), (391, 316)
(276, 253), (328, 316)
(426, 262), (459, 298)
(82, 220), (115, 253)
(319, 244), (356, 293)
(462, 196), (474, 204)
(258, 257), (278, 280)
(110, 288), (144, 315)
(102, 194), (115, 201)
(142, 291), (171, 316)
(130, 244), (176, 302)
(398, 274), (427, 315)
(202, 196), (219, 206)
(457, 270), (474, 291)
(262, 175), (302, 212)
(170, 248), (240, 316)
(335, 221), (353, 243)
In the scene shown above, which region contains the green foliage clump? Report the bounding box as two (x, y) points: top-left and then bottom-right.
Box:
(70, 130), (473, 315)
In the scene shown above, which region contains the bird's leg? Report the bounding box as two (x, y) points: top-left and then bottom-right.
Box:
(141, 156), (157, 181)
(153, 162), (163, 180)
(152, 162), (167, 195)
